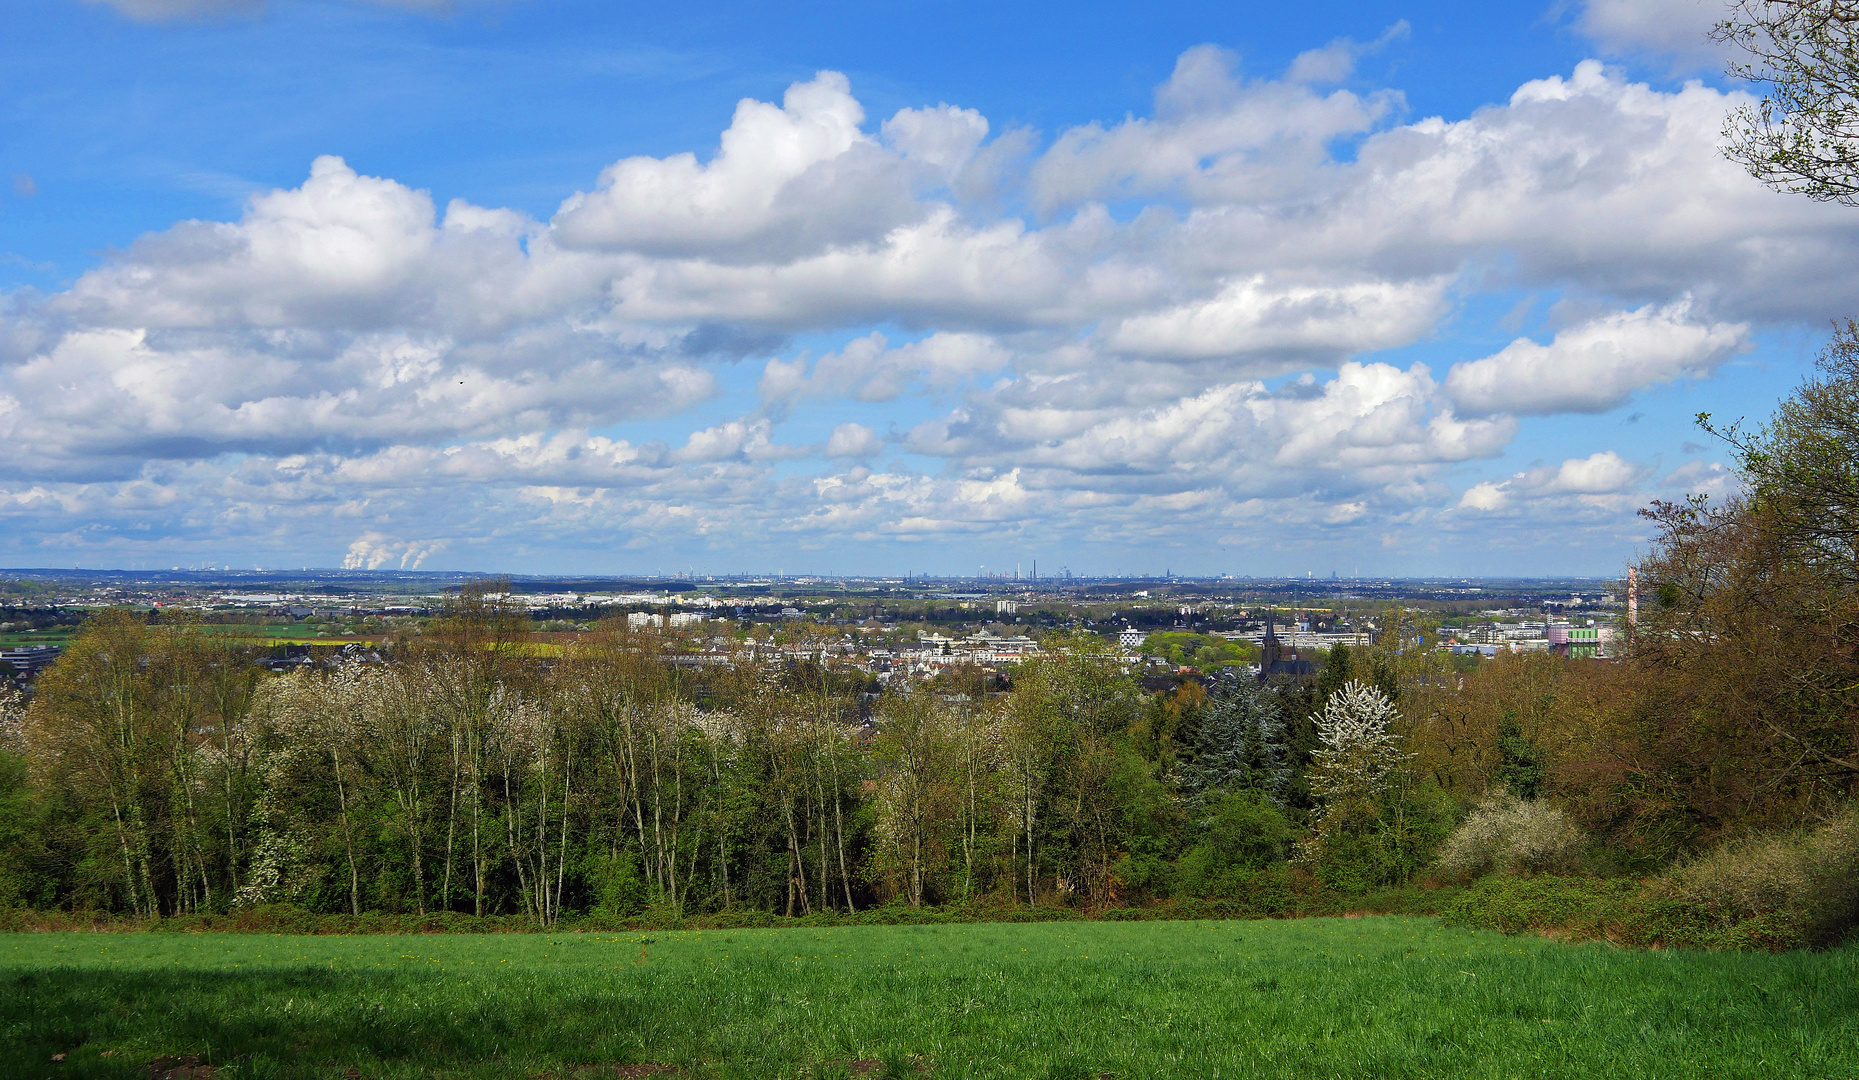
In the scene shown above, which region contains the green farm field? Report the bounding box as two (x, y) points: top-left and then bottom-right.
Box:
(0, 632), (74, 648)
(3, 919), (1855, 1080)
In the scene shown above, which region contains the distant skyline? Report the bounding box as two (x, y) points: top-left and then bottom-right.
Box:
(1, 0), (1849, 578)
(0, 564), (1624, 585)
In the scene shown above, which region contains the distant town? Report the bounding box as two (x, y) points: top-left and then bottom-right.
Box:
(0, 567), (1629, 692)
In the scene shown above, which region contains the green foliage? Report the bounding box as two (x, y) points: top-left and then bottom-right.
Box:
(1137, 632), (1253, 670)
(1445, 652), (1483, 674)
(6, 596), (1847, 950)
(1314, 643), (1355, 703)
(1446, 809), (1859, 953)
(1104, 747), (1179, 862)
(1628, 326), (1859, 846)
(1308, 782), (1459, 894)
(0, 752), (51, 909)
(1316, 644), (1401, 708)
(1716, 1), (1859, 206)
(1442, 875), (1642, 936)
(1442, 875), (1816, 951)
(1129, 681), (1204, 773)
(1175, 793), (1295, 898)
(3, 920), (1855, 1079)
(1492, 716), (1545, 798)
(584, 850), (650, 916)
(1298, 681), (1457, 892)
(1180, 677), (1288, 803)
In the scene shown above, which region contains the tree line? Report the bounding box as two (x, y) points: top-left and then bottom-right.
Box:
(0, 593), (1457, 919)
(0, 544), (1851, 923)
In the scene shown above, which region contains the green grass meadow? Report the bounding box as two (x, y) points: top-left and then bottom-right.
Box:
(3, 918), (1854, 1080)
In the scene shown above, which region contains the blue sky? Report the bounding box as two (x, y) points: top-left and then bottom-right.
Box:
(0, 0), (1846, 577)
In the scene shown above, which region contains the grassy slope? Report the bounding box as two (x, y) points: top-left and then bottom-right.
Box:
(2, 918), (1854, 1080)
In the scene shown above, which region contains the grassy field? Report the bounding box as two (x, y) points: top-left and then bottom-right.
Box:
(0, 632), (74, 648)
(2, 918), (1854, 1080)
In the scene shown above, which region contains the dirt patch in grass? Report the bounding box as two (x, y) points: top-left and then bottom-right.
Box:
(144, 1055), (216, 1080)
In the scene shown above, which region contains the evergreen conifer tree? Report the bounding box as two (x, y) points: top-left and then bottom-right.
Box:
(1180, 675), (1289, 804)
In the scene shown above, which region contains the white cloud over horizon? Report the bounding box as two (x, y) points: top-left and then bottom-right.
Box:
(0, 47), (1847, 572)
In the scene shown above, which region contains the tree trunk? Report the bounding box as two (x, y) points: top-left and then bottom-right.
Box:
(332, 750), (361, 917)
(443, 730), (460, 912)
(831, 750), (854, 910)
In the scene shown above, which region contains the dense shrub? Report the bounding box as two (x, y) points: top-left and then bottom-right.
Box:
(1107, 853), (1175, 902)
(1654, 808), (1859, 948)
(1441, 875), (1638, 937)
(1175, 793), (1294, 897)
(1436, 787), (1584, 878)
(1443, 874), (1824, 951)
(1302, 782), (1458, 895)
(1444, 809), (1859, 951)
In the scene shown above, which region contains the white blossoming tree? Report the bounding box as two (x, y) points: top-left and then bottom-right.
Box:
(1297, 680), (1428, 884)
(0, 682), (24, 757)
(1308, 681), (1408, 806)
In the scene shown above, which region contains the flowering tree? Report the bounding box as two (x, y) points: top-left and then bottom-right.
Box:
(0, 682), (23, 756)
(1297, 680), (1429, 883)
(1308, 681), (1408, 806)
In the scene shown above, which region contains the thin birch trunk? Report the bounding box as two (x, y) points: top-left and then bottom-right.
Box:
(831, 748), (854, 910)
(1025, 779), (1036, 906)
(505, 762), (534, 920)
(111, 799), (140, 917)
(443, 730), (460, 912)
(472, 727), (485, 917)
(555, 748), (571, 920)
(332, 749), (361, 917)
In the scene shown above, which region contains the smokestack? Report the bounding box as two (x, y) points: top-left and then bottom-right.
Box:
(1627, 567), (1638, 630)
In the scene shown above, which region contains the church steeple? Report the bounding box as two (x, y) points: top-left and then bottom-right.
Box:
(1261, 609), (1281, 676)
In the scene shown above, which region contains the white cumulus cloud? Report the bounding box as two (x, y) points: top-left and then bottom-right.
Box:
(824, 423), (883, 459)
(759, 331), (1012, 405)
(1455, 451), (1651, 513)
(1443, 300), (1748, 416)
(0, 49), (1844, 568)
(1029, 44), (1402, 209)
(551, 72), (923, 261)
(1102, 275), (1451, 371)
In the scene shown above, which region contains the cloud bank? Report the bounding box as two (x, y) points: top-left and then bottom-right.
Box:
(3, 49), (1851, 570)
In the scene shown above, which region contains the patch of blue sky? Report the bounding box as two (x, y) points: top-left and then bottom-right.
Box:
(0, 0), (1712, 294)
